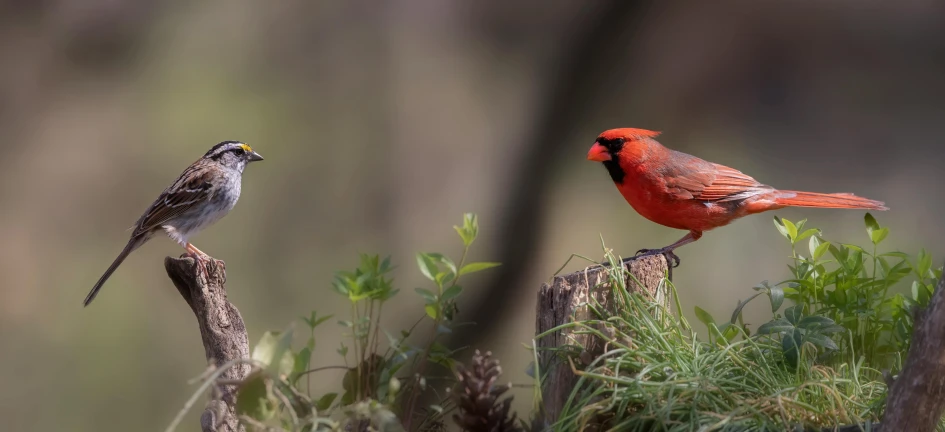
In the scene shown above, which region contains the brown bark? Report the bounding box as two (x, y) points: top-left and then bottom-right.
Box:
(165, 256), (251, 432)
(534, 254), (670, 424)
(882, 261), (945, 431)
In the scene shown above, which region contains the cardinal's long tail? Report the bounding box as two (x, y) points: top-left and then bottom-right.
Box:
(773, 190), (888, 211)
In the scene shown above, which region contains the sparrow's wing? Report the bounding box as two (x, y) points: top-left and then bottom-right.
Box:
(131, 164), (215, 237)
(661, 150), (772, 203)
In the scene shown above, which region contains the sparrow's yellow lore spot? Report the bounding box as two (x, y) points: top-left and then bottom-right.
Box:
(240, 144), (253, 153)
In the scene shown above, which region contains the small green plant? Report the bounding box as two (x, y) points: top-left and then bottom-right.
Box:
(165, 214), (501, 432)
(695, 213), (941, 372)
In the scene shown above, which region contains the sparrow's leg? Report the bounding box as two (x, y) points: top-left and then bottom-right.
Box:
(185, 242), (211, 259)
(184, 242), (214, 278)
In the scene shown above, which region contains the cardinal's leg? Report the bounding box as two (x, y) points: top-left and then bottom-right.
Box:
(634, 230), (703, 268)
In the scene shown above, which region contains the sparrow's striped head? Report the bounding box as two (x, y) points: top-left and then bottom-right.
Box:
(204, 141), (264, 171)
(205, 141), (253, 158)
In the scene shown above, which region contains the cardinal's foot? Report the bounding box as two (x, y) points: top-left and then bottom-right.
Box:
(635, 248), (681, 268)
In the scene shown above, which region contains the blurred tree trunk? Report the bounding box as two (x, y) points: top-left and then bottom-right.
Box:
(451, 0), (651, 353)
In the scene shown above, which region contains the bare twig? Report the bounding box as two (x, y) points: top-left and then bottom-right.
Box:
(164, 256), (252, 432)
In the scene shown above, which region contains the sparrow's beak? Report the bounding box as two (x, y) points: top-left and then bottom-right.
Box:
(247, 151), (264, 162)
(586, 142), (611, 162)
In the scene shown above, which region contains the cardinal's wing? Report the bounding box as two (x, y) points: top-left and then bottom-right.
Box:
(661, 151), (772, 203)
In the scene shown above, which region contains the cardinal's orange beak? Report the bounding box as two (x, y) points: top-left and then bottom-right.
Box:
(587, 142), (611, 162)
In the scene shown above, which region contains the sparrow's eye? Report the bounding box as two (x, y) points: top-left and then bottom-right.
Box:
(233, 148), (245, 156)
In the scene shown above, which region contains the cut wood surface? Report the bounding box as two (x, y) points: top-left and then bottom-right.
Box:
(535, 254), (670, 423)
(165, 256), (250, 432)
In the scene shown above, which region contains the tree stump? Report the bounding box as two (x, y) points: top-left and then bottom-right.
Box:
(882, 260), (945, 431)
(535, 254), (670, 424)
(165, 256), (250, 432)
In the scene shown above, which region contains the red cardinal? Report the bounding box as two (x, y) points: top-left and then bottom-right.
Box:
(587, 128), (887, 266)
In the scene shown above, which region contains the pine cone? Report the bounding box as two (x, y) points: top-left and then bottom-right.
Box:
(452, 350), (522, 432)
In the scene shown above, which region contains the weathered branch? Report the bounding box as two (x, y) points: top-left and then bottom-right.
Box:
(165, 256), (251, 432)
(535, 254), (670, 424)
(882, 260), (945, 430)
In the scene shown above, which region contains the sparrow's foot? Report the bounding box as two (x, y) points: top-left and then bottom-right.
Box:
(635, 248), (681, 268)
(183, 243), (214, 278)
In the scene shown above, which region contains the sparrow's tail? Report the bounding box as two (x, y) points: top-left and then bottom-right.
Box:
(83, 238), (144, 307)
(773, 191), (888, 211)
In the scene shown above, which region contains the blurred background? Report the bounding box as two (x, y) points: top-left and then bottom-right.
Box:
(2, 0), (944, 430)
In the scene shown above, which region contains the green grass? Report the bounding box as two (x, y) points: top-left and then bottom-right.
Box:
(549, 247), (888, 432)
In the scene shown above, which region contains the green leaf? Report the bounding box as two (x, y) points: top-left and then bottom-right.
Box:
(313, 315), (333, 328)
(752, 280), (772, 291)
(814, 241), (831, 261)
(454, 213), (479, 247)
(441, 284), (463, 301)
(881, 251), (910, 259)
(795, 218), (808, 232)
(773, 216), (791, 241)
(769, 286), (785, 313)
(782, 328), (803, 368)
(425, 253), (457, 275)
(917, 249), (933, 278)
(804, 332), (838, 351)
(865, 213), (880, 234)
(293, 346), (312, 378)
(818, 324), (847, 334)
(870, 227), (889, 245)
(252, 330), (295, 377)
(459, 262), (502, 275)
(782, 218), (798, 242)
(434, 271), (455, 287)
(236, 372), (275, 420)
(302, 311), (318, 328)
(425, 304), (438, 320)
(797, 315), (836, 329)
(454, 226), (472, 247)
(694, 306), (715, 326)
(331, 277), (350, 295)
(757, 318), (793, 335)
(809, 235), (831, 261)
(784, 305), (804, 325)
(414, 287), (437, 303)
(797, 228), (821, 242)
(729, 296), (754, 325)
(302, 312), (333, 330)
(914, 281), (926, 303)
(721, 324), (740, 342)
(416, 253), (439, 281)
(314, 393), (338, 412)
